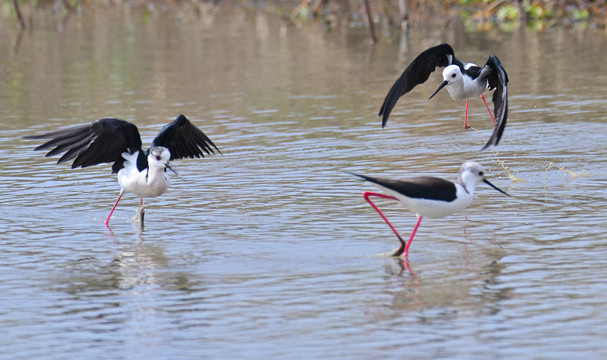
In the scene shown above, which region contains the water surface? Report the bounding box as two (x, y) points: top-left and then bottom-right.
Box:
(1, 5), (607, 359)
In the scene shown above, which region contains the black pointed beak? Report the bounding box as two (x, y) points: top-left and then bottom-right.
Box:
(483, 179), (510, 197)
(166, 163), (186, 181)
(429, 80), (448, 100)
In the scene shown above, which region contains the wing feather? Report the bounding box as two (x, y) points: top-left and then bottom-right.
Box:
(350, 173), (457, 202)
(481, 55), (509, 150)
(24, 118), (142, 173)
(151, 114), (220, 160)
(379, 43), (455, 127)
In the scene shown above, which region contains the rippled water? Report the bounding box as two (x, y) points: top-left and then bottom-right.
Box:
(1, 4), (607, 359)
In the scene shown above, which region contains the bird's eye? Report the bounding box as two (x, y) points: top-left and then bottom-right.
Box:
(451, 73), (456, 78)
(156, 156), (161, 161)
(479, 171), (484, 176)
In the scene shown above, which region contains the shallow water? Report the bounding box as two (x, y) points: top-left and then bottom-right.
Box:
(1, 4), (607, 359)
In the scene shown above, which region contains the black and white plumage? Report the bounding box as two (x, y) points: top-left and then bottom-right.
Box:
(350, 161), (510, 257)
(378, 43), (509, 150)
(24, 114), (220, 225)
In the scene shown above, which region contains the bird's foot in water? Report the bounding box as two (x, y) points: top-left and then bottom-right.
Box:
(130, 207), (145, 224)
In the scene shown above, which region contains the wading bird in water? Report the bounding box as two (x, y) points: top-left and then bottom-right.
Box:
(379, 43), (509, 150)
(24, 114), (220, 226)
(349, 161), (510, 257)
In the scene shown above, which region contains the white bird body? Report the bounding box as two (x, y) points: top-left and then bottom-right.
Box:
(350, 161), (510, 257)
(117, 148), (171, 199)
(379, 44), (509, 149)
(379, 183), (474, 219)
(25, 114), (220, 226)
(366, 162), (486, 219)
(441, 64), (489, 102)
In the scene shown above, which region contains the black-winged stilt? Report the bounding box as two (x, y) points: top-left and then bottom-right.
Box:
(24, 114), (220, 225)
(350, 161), (510, 257)
(378, 43), (509, 150)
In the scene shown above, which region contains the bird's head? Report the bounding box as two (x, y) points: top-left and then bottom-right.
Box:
(148, 146), (171, 168)
(148, 146), (186, 181)
(429, 65), (462, 100)
(458, 161), (510, 197)
(442, 65), (462, 83)
(458, 161), (485, 186)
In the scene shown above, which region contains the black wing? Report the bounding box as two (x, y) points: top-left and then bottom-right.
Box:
(24, 118), (143, 174)
(151, 114), (221, 161)
(481, 54), (509, 150)
(349, 173), (457, 202)
(379, 43), (456, 128)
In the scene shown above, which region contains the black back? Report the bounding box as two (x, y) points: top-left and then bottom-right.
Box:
(350, 173), (457, 202)
(379, 43), (455, 128)
(461, 65), (482, 80)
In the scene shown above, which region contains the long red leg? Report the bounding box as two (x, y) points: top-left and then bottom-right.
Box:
(105, 190), (124, 226)
(363, 191), (400, 237)
(464, 99), (470, 129)
(363, 191), (415, 257)
(403, 216), (423, 257)
(480, 94), (496, 124)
